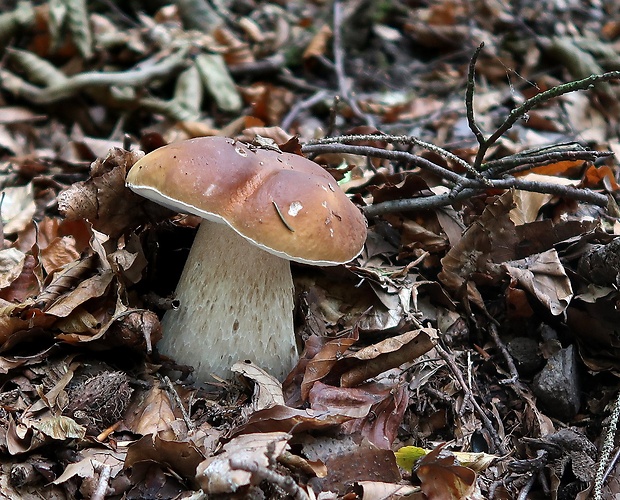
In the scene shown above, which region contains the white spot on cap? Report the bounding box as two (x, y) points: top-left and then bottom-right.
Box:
(288, 201), (303, 216)
(235, 146), (248, 157)
(330, 228), (334, 237)
(204, 184), (217, 196)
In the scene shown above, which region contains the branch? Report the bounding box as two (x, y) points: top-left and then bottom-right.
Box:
(466, 42), (486, 151)
(0, 48), (190, 104)
(302, 142), (467, 185)
(474, 70), (620, 168)
(363, 181), (607, 216)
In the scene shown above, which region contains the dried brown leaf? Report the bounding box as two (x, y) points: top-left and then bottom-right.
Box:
(53, 448), (125, 485)
(39, 236), (81, 275)
(342, 383), (409, 449)
(123, 384), (176, 439)
(340, 329), (436, 387)
(300, 334), (358, 401)
(308, 381), (390, 418)
(309, 440), (401, 495)
(58, 148), (171, 237)
(233, 404), (351, 436)
(125, 432), (204, 480)
(503, 249), (573, 315)
(232, 361), (285, 411)
(0, 253), (41, 303)
(0, 248), (26, 289)
(44, 270), (114, 317)
(196, 432), (290, 494)
(414, 445), (478, 500)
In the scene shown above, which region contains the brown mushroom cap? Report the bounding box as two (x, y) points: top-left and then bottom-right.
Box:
(126, 136), (367, 265)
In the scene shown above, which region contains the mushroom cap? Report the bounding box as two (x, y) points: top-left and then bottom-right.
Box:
(126, 136), (367, 265)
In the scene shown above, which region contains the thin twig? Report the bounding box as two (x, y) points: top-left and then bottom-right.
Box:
(474, 70), (620, 169)
(308, 133), (483, 178)
(228, 458), (309, 500)
(516, 472), (537, 500)
(91, 464), (112, 500)
(161, 375), (195, 432)
(281, 90), (329, 131)
(483, 149), (612, 176)
(488, 323), (519, 384)
(435, 343), (506, 454)
(363, 180), (607, 216)
(0, 48), (189, 104)
(302, 143), (466, 184)
(331, 0), (375, 127)
(465, 42), (486, 151)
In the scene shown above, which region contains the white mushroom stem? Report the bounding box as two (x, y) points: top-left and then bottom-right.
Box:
(159, 221), (298, 381)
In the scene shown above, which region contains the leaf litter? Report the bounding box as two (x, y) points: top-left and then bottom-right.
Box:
(1, 0), (620, 499)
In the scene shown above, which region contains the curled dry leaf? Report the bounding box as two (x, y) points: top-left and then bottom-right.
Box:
(342, 383), (409, 449)
(308, 381), (391, 418)
(0, 248), (27, 289)
(44, 271), (114, 317)
(355, 481), (421, 499)
(414, 444), (479, 500)
(503, 249), (573, 315)
(232, 361), (285, 411)
(196, 432), (291, 494)
(123, 383), (177, 439)
(439, 191), (518, 308)
(53, 448), (125, 485)
(233, 405), (351, 436)
(340, 328), (436, 387)
(300, 334), (358, 401)
(308, 439), (401, 495)
(58, 148), (171, 237)
(125, 432), (204, 481)
(1, 183), (36, 235)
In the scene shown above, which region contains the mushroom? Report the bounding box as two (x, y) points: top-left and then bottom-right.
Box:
(126, 136), (367, 381)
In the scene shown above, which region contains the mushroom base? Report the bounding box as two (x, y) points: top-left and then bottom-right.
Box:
(159, 221), (298, 381)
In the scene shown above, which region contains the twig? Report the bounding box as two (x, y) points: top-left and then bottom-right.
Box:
(302, 143), (466, 185)
(488, 323), (519, 385)
(308, 133), (482, 177)
(228, 53), (286, 77)
(435, 343), (506, 454)
(482, 149), (612, 176)
(161, 375), (195, 432)
(0, 48), (189, 104)
(593, 388), (620, 500)
(466, 42), (487, 151)
(516, 472), (537, 500)
(228, 458), (309, 500)
(473, 70), (620, 169)
(91, 464), (112, 500)
(363, 180), (607, 215)
(281, 90), (329, 131)
(331, 0), (375, 127)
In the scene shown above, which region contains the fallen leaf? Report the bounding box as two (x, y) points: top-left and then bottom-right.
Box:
(232, 361), (285, 410)
(53, 448), (125, 485)
(414, 444), (478, 500)
(196, 432), (290, 493)
(503, 249), (573, 315)
(340, 328), (436, 387)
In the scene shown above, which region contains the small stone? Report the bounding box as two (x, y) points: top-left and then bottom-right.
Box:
(532, 345), (580, 420)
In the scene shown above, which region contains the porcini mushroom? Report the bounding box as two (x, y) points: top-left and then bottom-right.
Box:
(126, 136), (367, 380)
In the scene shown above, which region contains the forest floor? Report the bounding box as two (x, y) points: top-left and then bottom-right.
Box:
(2, 0), (620, 498)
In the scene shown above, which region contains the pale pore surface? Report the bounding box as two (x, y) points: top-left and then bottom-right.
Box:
(159, 221), (297, 381)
